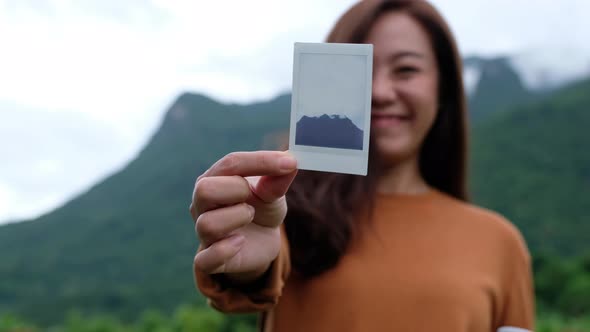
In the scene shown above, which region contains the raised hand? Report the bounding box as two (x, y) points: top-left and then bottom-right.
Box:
(190, 151), (297, 283)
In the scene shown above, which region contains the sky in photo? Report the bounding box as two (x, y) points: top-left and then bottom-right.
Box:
(296, 53), (368, 129)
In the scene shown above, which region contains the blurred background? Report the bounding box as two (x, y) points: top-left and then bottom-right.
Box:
(0, 0), (588, 331)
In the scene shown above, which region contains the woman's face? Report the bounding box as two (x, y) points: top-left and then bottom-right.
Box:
(365, 11), (439, 165)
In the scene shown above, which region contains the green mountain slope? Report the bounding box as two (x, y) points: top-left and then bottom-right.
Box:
(465, 56), (533, 122)
(471, 78), (590, 255)
(0, 76), (588, 324)
(0, 93), (290, 323)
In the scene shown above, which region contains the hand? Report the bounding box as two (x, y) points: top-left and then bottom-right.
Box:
(190, 151), (297, 283)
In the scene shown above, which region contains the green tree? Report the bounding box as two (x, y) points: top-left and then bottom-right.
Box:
(172, 305), (224, 332)
(0, 313), (37, 332)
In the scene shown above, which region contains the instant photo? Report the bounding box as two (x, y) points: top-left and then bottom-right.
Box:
(289, 42), (373, 175)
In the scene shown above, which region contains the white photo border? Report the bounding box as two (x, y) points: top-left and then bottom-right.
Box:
(289, 42), (373, 176)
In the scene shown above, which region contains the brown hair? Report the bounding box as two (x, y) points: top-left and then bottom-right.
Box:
(285, 0), (469, 278)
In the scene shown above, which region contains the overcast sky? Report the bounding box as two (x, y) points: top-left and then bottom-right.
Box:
(1, 0), (589, 224)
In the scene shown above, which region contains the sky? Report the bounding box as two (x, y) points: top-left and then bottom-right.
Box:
(0, 0), (589, 224)
(296, 52), (369, 129)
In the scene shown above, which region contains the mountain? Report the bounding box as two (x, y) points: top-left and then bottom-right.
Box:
(470, 78), (590, 255)
(295, 114), (363, 150)
(464, 56), (534, 122)
(0, 93), (291, 324)
(463, 53), (590, 123)
(0, 71), (589, 325)
(462, 53), (590, 123)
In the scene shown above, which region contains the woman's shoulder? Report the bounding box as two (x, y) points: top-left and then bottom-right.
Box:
(432, 189), (530, 258)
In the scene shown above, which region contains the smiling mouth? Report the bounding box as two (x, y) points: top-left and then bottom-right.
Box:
(371, 114), (412, 121)
(370, 113), (412, 129)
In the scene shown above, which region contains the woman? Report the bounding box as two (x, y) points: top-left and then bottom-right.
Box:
(190, 1), (535, 331)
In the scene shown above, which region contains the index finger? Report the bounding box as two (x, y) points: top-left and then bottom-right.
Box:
(200, 151), (297, 178)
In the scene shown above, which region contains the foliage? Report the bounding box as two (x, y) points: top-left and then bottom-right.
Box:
(1, 304), (589, 332)
(0, 305), (256, 332)
(471, 78), (590, 256)
(0, 94), (291, 324)
(536, 311), (590, 332)
(534, 253), (590, 317)
(0, 68), (588, 325)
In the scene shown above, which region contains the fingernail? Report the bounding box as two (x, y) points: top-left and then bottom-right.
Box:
(246, 204), (255, 219)
(228, 235), (245, 248)
(279, 156), (297, 171)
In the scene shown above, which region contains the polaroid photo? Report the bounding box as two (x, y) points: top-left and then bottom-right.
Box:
(289, 42), (373, 176)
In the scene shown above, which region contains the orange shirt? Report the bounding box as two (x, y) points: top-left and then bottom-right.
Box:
(195, 189), (534, 332)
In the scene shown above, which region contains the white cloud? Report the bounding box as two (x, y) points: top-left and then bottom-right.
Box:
(0, 182), (17, 222)
(510, 47), (590, 90)
(463, 66), (481, 96)
(0, 0), (588, 224)
(0, 0), (357, 223)
(430, 0), (590, 56)
(0, 102), (135, 222)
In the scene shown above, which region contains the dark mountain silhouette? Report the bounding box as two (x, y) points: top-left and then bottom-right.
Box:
(465, 56), (534, 122)
(295, 114), (363, 150)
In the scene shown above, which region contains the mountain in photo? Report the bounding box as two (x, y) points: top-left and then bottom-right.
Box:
(295, 114), (363, 150)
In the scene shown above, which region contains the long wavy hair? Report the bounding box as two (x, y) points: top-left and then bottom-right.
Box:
(285, 0), (469, 278)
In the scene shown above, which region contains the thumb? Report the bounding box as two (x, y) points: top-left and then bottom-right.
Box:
(252, 170), (298, 203)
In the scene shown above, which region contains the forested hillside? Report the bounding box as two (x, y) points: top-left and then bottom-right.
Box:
(1, 70), (588, 330)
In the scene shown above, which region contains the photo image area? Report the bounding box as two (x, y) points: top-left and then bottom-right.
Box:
(294, 53), (367, 150)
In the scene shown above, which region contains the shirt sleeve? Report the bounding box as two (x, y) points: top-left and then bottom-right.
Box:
(193, 226), (291, 313)
(497, 226), (535, 331)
